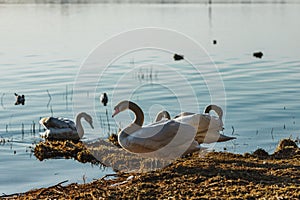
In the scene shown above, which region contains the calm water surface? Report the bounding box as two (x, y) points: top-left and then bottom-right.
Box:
(0, 3), (300, 195)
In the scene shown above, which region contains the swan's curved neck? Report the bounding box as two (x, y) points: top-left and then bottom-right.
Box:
(129, 101), (144, 127)
(120, 101), (144, 137)
(75, 113), (85, 138)
(205, 105), (223, 119)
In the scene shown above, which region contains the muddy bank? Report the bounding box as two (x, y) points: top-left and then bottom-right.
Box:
(2, 139), (300, 199)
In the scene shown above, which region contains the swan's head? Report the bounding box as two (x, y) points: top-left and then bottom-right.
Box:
(154, 110), (171, 122)
(204, 104), (223, 119)
(83, 113), (94, 129)
(112, 100), (130, 117)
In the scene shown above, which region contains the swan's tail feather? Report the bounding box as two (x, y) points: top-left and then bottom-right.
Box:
(217, 134), (236, 142)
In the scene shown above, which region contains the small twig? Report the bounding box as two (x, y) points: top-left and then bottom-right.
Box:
(99, 115), (103, 128)
(70, 87), (73, 101)
(1, 192), (23, 198)
(39, 117), (42, 132)
(83, 174), (86, 184)
(32, 121), (36, 134)
(65, 85), (68, 110)
(21, 123), (24, 134)
(36, 180), (69, 198)
(106, 109), (110, 133)
(55, 180), (69, 187)
(65, 85), (68, 100)
(101, 173), (118, 180)
(1, 93), (5, 109)
(46, 90), (52, 108)
(271, 128), (274, 140)
(50, 106), (53, 117)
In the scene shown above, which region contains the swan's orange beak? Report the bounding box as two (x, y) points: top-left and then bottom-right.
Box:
(112, 108), (119, 118)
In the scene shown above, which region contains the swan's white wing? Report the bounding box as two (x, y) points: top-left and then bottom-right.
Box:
(174, 114), (221, 143)
(174, 113), (223, 132)
(120, 120), (196, 154)
(57, 117), (76, 130)
(144, 119), (169, 127)
(40, 117), (76, 130)
(173, 114), (204, 129)
(174, 112), (195, 118)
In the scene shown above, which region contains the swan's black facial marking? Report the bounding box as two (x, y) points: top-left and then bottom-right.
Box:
(112, 107), (120, 117)
(112, 100), (130, 117)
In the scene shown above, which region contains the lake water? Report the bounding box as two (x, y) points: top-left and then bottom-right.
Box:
(0, 3), (300, 195)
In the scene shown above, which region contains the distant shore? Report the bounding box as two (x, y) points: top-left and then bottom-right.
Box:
(0, 0), (299, 4)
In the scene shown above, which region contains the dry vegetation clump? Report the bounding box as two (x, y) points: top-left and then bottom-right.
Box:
(34, 138), (171, 172)
(34, 140), (100, 165)
(3, 138), (299, 199)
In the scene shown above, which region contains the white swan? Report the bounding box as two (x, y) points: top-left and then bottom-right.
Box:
(154, 105), (235, 143)
(173, 105), (236, 144)
(39, 112), (94, 141)
(112, 100), (200, 159)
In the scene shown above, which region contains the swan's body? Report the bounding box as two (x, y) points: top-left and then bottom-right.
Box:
(112, 101), (200, 159)
(39, 112), (94, 141)
(155, 105), (236, 144)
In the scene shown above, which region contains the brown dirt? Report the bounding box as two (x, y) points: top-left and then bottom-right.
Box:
(2, 139), (300, 199)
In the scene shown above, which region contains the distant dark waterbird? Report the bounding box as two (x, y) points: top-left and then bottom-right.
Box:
(100, 93), (108, 106)
(14, 93), (25, 105)
(253, 51), (263, 59)
(173, 53), (184, 61)
(213, 40), (217, 45)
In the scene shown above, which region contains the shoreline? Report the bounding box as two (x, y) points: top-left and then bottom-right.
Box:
(2, 138), (299, 199)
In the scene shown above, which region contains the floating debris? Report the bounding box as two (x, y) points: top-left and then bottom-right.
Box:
(173, 53), (184, 61)
(14, 93), (25, 105)
(253, 51), (263, 59)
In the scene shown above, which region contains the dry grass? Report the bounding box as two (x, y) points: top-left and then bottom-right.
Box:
(2, 139), (300, 199)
